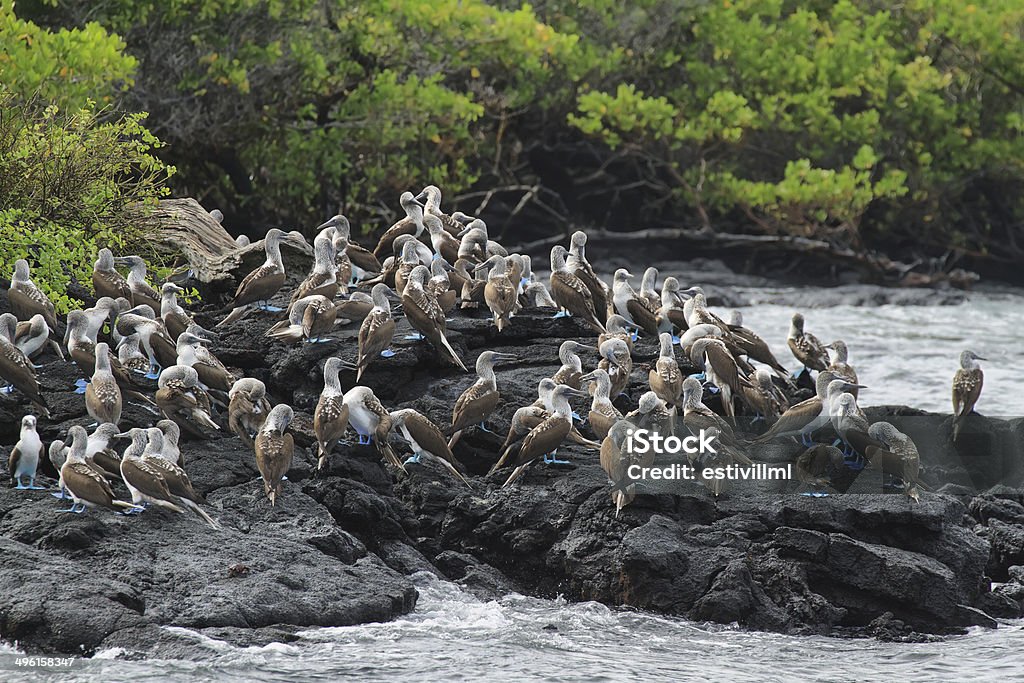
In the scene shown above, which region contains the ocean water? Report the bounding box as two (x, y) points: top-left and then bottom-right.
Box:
(2, 572), (1021, 682)
(731, 287), (1024, 415)
(2, 288), (1023, 681)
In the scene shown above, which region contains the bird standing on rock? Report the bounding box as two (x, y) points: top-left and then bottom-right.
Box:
(356, 284), (397, 381)
(549, 245), (605, 334)
(952, 350), (985, 439)
(118, 427), (186, 514)
(7, 259), (59, 332)
(228, 377), (271, 449)
(581, 368), (622, 441)
(58, 425), (135, 514)
(0, 313), (50, 417)
(141, 427), (219, 527)
(8, 414), (44, 490)
(254, 404), (295, 506)
(314, 358), (351, 470)
(92, 248), (132, 301)
(494, 384), (588, 486)
(867, 421), (924, 502)
(476, 254), (517, 332)
(218, 228), (288, 326)
(14, 314), (63, 362)
(85, 342), (122, 425)
(787, 313), (829, 375)
(448, 350), (518, 449)
(342, 385), (406, 471)
(388, 408), (468, 483)
(402, 265), (467, 371)
(116, 255), (161, 312)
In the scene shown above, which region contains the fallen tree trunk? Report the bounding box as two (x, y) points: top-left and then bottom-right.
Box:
(148, 198), (313, 291)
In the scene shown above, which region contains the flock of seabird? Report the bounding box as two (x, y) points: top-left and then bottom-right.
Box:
(2, 185), (989, 523)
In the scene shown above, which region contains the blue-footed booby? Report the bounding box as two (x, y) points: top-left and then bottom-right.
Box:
(581, 368), (622, 440)
(388, 408), (468, 484)
(115, 255), (161, 312)
(356, 284), (396, 381)
(118, 427), (186, 513)
(314, 358), (352, 470)
(218, 228), (288, 326)
(612, 269), (659, 337)
(0, 313), (50, 417)
(316, 214), (382, 282)
(826, 340), (858, 397)
(753, 371), (841, 446)
(341, 385), (406, 470)
(552, 341), (594, 390)
(600, 419), (650, 516)
(867, 422), (924, 501)
(424, 213), (461, 264)
(228, 377), (271, 449)
(58, 425), (135, 513)
(142, 427), (219, 527)
(787, 313), (829, 373)
(952, 350), (985, 439)
(291, 233), (338, 304)
(549, 245), (605, 333)
(8, 259), (58, 332)
(402, 265), (467, 371)
(373, 191), (426, 258)
(175, 331), (236, 392)
(156, 365), (220, 439)
(649, 332), (683, 409)
(565, 231), (608, 324)
(92, 248), (132, 301)
(597, 337), (632, 398)
(689, 337), (746, 418)
(416, 184), (467, 237)
(427, 258), (457, 314)
(14, 314), (63, 362)
(680, 377), (742, 456)
(161, 283), (197, 341)
(8, 414), (44, 489)
(158, 419), (182, 467)
(86, 342), (122, 425)
(476, 255), (517, 332)
(85, 423), (123, 479)
(448, 351), (518, 449)
(638, 267), (661, 311)
(494, 384), (587, 486)
(265, 295), (335, 344)
(726, 310), (789, 376)
(254, 404), (295, 506)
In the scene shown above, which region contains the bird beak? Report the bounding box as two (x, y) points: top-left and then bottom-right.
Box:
(976, 356), (988, 361)
(565, 388), (589, 398)
(314, 218), (336, 231)
(114, 432), (131, 438)
(493, 353), (519, 362)
(457, 226), (472, 238)
(414, 190), (428, 202)
(579, 371), (596, 382)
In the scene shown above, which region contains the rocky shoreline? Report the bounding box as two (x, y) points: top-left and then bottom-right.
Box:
(2, 273), (1024, 658)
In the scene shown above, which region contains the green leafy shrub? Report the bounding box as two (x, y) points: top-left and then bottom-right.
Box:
(0, 90), (174, 312)
(0, 4), (173, 312)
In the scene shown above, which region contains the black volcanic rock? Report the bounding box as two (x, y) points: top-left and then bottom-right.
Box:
(1, 288), (1021, 657)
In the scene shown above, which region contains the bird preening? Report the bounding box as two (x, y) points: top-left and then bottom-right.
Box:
(0, 186), (992, 527)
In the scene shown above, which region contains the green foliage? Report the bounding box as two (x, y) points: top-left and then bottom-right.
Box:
(0, 89), (174, 312)
(48, 0), (602, 230)
(561, 0), (1024, 254)
(8, 0), (1024, 266)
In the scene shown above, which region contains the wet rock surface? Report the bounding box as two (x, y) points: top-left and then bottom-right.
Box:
(1, 273), (1022, 657)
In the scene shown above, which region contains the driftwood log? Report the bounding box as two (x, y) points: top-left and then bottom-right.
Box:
(149, 198), (313, 293)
